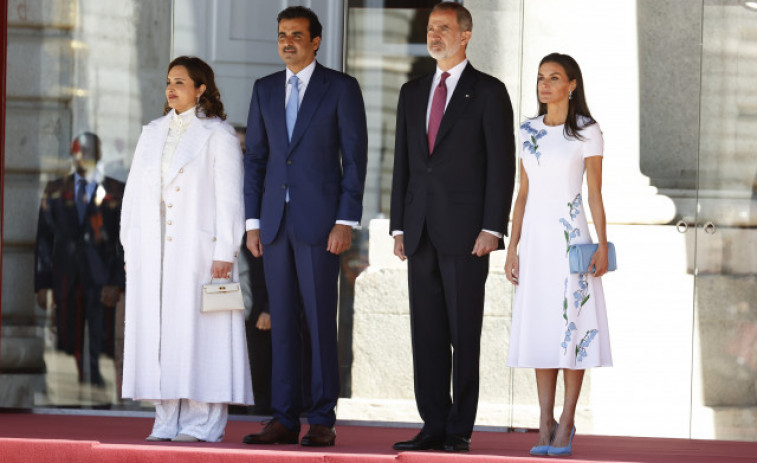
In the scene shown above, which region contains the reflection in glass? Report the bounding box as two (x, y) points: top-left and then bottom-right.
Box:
(1, 1), (171, 410)
(340, 0), (438, 404)
(34, 132), (125, 398)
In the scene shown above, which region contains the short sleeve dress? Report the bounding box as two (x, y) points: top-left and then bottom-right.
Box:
(506, 115), (612, 369)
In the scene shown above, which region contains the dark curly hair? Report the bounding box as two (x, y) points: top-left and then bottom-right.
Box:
(537, 52), (595, 140)
(163, 56), (227, 120)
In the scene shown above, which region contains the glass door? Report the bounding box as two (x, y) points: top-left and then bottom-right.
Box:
(341, 0), (442, 421)
(1, 0), (171, 410)
(691, 0), (757, 441)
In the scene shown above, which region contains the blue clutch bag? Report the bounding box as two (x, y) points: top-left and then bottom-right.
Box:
(568, 243), (617, 274)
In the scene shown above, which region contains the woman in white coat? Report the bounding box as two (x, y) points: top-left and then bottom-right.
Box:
(120, 56), (253, 442)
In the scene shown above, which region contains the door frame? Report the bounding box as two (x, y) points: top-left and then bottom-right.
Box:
(0, 0), (9, 360)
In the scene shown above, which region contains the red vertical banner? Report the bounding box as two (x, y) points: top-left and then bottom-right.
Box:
(0, 0), (8, 368)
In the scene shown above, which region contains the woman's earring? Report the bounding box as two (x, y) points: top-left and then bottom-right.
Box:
(569, 90), (573, 101)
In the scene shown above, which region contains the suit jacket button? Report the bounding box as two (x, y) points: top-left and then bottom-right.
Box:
(212, 237), (217, 242)
(287, 160), (292, 165)
(282, 184), (287, 189)
(179, 168), (184, 174)
(167, 203), (173, 208)
(175, 186), (180, 192)
(167, 236), (173, 242)
(167, 220), (172, 225)
(427, 167), (432, 173)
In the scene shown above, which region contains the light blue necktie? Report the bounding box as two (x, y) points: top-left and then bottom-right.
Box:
(286, 75), (299, 141)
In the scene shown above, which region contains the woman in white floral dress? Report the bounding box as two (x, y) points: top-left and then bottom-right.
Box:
(505, 53), (612, 457)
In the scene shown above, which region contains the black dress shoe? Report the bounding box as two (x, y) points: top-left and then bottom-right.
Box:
(242, 419), (299, 444)
(393, 432), (445, 451)
(443, 435), (471, 452)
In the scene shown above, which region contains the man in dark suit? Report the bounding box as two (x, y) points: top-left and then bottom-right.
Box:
(242, 6), (367, 447)
(35, 132), (125, 387)
(390, 2), (515, 452)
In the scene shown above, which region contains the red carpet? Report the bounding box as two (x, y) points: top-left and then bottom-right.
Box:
(1, 412), (755, 462)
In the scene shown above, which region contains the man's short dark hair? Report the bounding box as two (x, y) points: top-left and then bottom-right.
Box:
(277, 6), (323, 41)
(431, 1), (473, 33)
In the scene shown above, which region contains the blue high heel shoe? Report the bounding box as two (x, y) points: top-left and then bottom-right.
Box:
(529, 423), (558, 456)
(547, 426), (575, 456)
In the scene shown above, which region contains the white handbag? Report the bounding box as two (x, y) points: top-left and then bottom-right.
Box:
(201, 279), (244, 313)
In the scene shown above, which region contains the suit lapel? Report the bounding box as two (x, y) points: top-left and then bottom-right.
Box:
(288, 63), (331, 153)
(164, 116), (212, 187)
(142, 116), (169, 177)
(433, 63), (476, 156)
(413, 74), (434, 158)
(270, 72), (288, 148)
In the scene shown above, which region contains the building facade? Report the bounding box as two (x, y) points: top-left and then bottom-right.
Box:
(1, 0), (756, 442)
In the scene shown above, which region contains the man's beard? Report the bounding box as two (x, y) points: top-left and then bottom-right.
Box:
(428, 37), (461, 61)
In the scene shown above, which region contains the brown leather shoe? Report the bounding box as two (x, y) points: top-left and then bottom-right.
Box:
(242, 419), (299, 445)
(300, 424), (336, 447)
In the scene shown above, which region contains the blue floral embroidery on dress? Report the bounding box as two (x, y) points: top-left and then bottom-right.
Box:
(568, 194), (582, 219)
(576, 329), (599, 362)
(560, 194), (596, 359)
(559, 218), (581, 254)
(521, 121), (547, 165)
(562, 322), (577, 354)
(562, 277), (568, 323)
(573, 274), (591, 316)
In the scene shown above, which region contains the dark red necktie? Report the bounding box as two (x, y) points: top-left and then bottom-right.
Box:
(427, 71), (449, 155)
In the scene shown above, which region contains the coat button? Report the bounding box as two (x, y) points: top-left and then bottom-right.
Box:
(167, 203), (173, 208)
(287, 160), (292, 165)
(175, 186), (180, 192)
(167, 236), (173, 242)
(281, 184), (287, 189)
(212, 237), (217, 242)
(167, 220), (173, 225)
(179, 168), (184, 174)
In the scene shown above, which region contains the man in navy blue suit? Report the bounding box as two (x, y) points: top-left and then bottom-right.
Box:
(241, 6), (367, 447)
(35, 132), (125, 388)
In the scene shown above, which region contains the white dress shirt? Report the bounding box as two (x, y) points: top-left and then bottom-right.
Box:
(425, 58), (468, 131)
(285, 59), (316, 109)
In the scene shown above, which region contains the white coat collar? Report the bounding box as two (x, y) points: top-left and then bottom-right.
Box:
(164, 116), (213, 188)
(140, 111), (216, 190)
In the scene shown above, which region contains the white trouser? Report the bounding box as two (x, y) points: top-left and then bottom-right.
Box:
(150, 399), (228, 442)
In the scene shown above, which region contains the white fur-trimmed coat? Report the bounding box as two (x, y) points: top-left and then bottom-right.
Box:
(120, 112), (253, 404)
